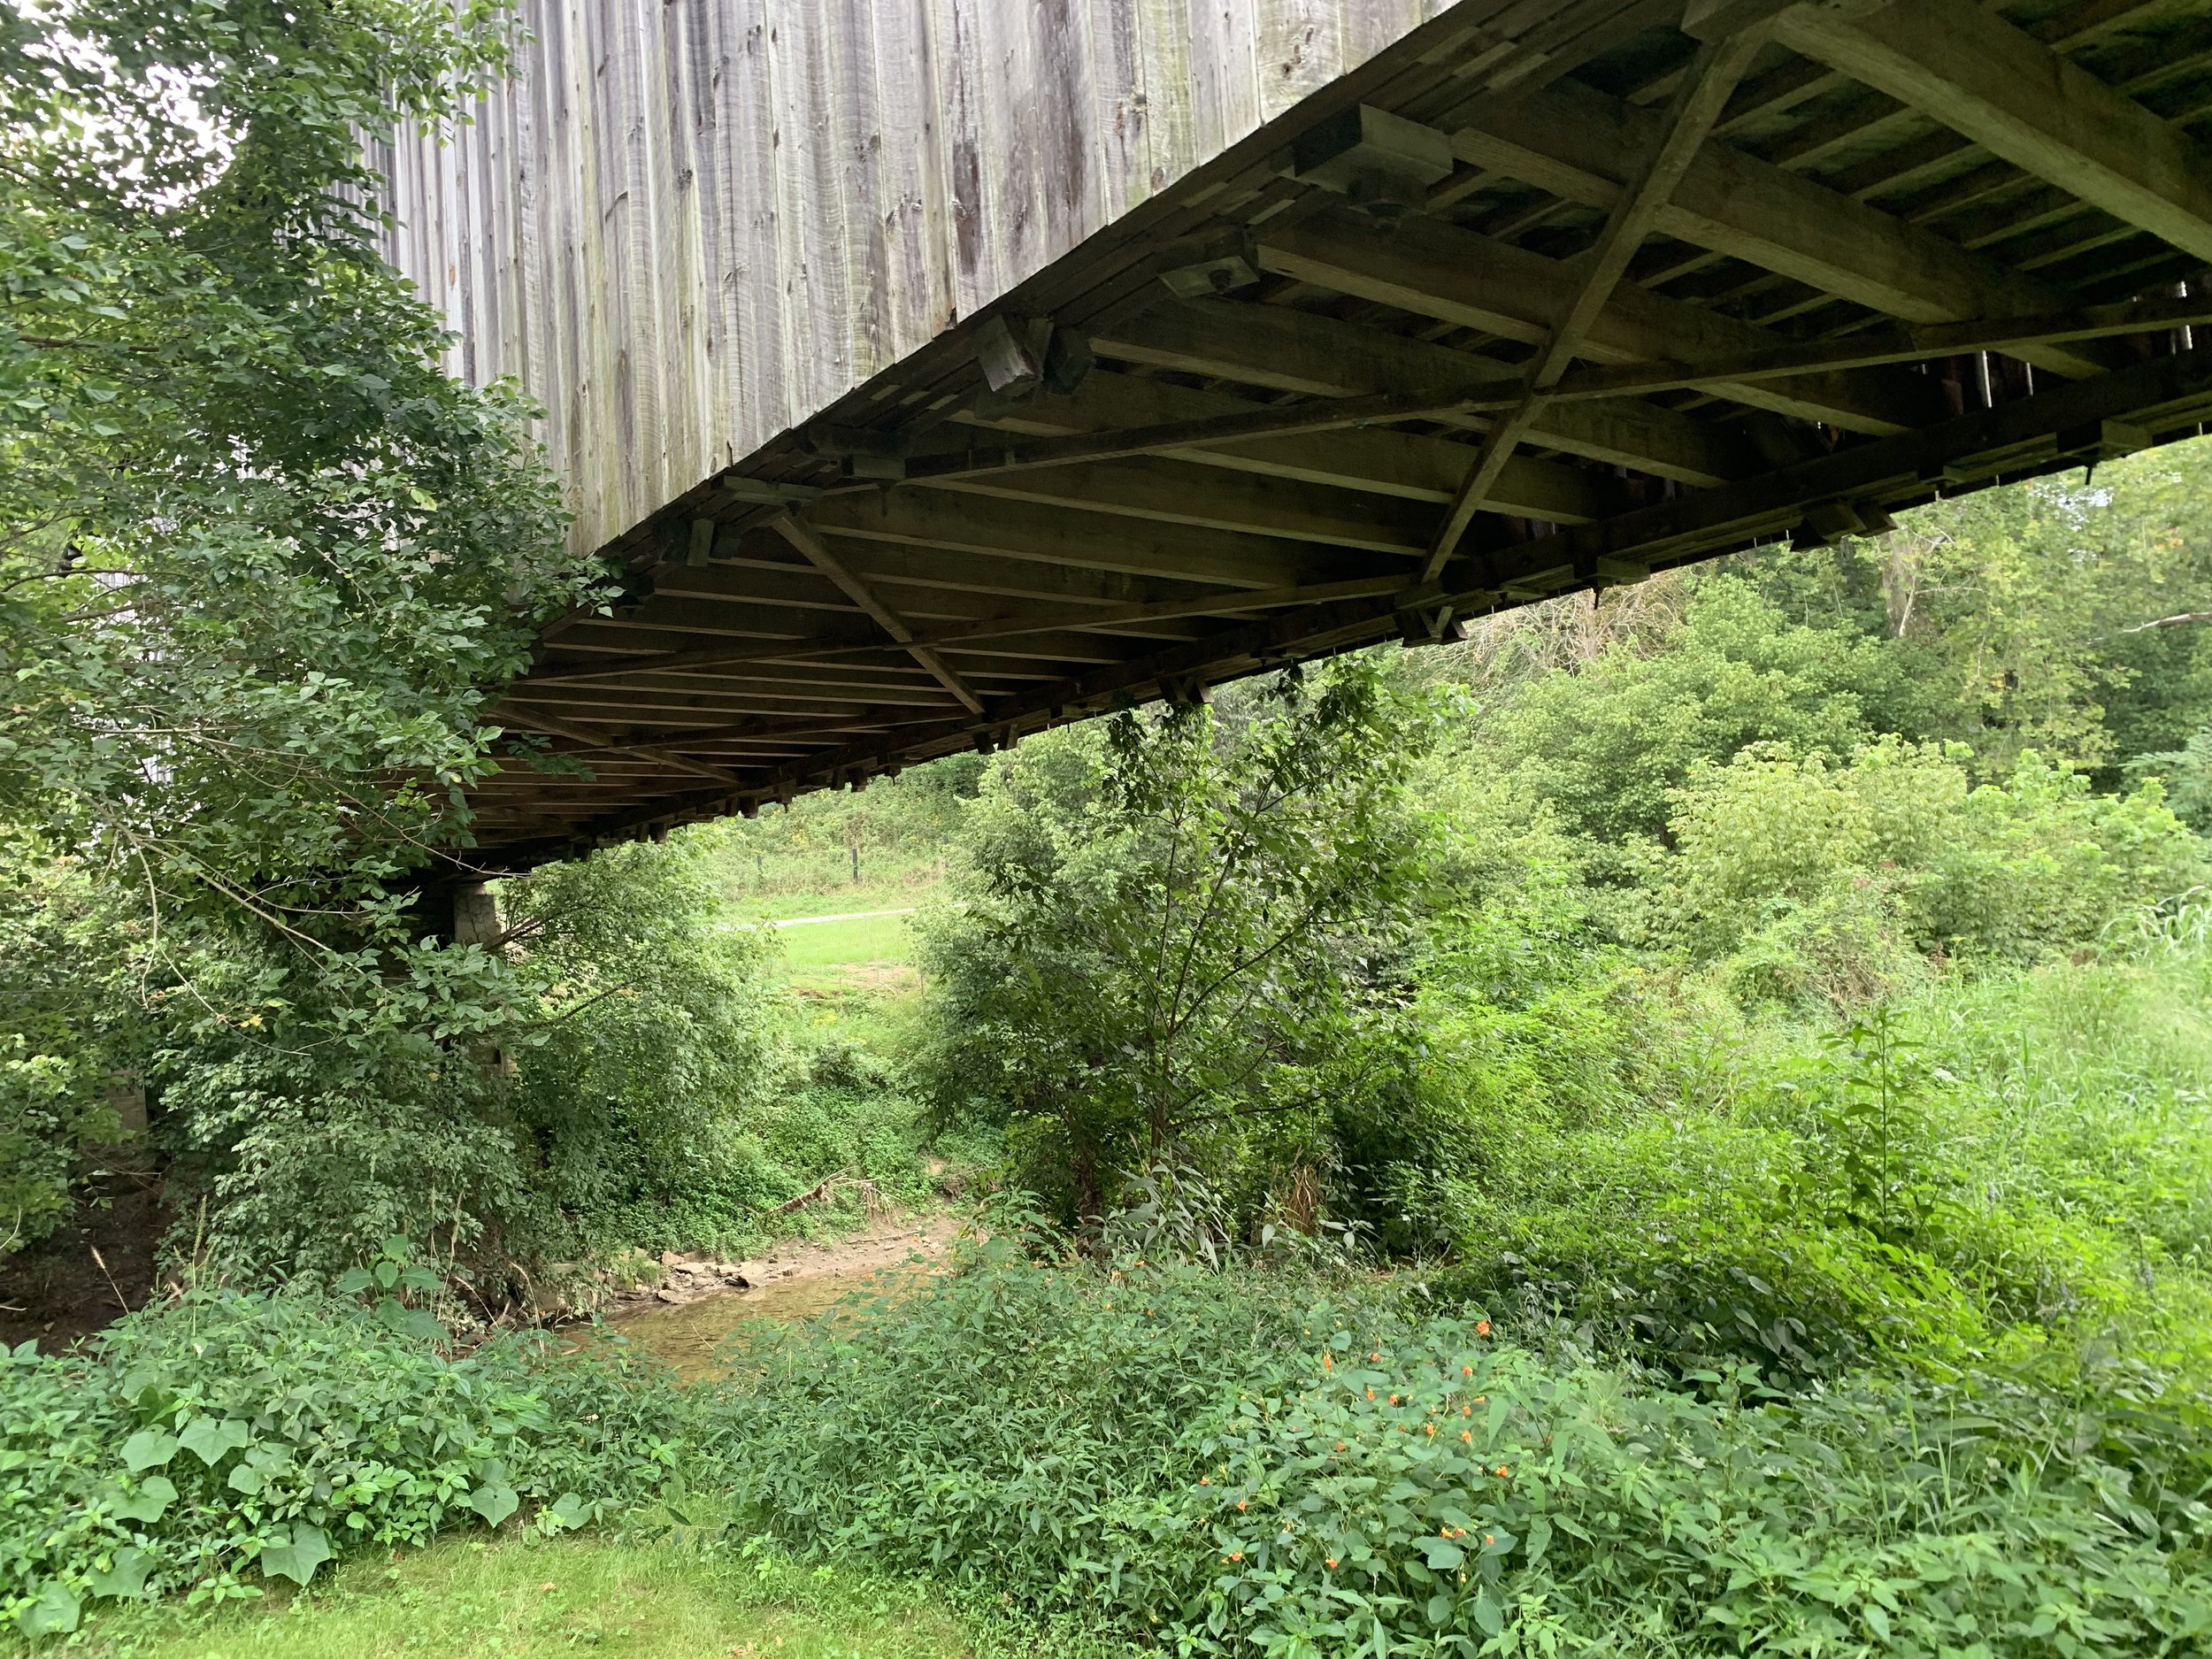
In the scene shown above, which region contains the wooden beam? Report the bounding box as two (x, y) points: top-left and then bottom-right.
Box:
(807, 487), (1378, 589)
(770, 514), (987, 715)
(710, 530), (1232, 609)
(1451, 77), (2123, 380)
(1772, 0), (2212, 267)
(1428, 30), (1765, 577)
(1090, 298), (1760, 486)
(523, 572), (1415, 687)
(963, 296), (2212, 486)
(1250, 208), (1951, 433)
(1567, 349), (2212, 569)
(927, 454), (1440, 556)
(498, 710), (742, 788)
(941, 367), (1635, 518)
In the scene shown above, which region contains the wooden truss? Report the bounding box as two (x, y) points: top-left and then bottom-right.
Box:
(472, 0), (2212, 863)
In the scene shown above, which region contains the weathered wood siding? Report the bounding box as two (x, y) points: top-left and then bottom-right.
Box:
(374, 0), (1451, 557)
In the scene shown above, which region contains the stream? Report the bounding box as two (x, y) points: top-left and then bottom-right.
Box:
(594, 1217), (957, 1381)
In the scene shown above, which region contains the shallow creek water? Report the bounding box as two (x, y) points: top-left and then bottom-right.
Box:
(602, 1264), (932, 1381)
(595, 1219), (957, 1382)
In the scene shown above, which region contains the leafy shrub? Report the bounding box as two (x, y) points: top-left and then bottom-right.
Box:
(916, 663), (1437, 1226)
(1666, 740), (2206, 977)
(695, 1252), (2212, 1655)
(152, 833), (791, 1283)
(1172, 1321), (2212, 1657)
(495, 838), (786, 1261)
(0, 1284), (688, 1639)
(1482, 580), (1933, 847)
(0, 842), (134, 1261)
(700, 1236), (1384, 1617)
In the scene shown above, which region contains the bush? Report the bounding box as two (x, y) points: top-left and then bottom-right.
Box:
(700, 1235), (1386, 1619)
(1172, 1321), (2212, 1657)
(915, 663), (1437, 1227)
(0, 842), (134, 1261)
(153, 833), (790, 1282)
(1665, 741), (2207, 978)
(1413, 939), (2212, 1387)
(0, 1283), (688, 1639)
(695, 1252), (2212, 1655)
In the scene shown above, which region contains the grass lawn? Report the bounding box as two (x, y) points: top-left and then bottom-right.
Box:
(775, 910), (918, 976)
(724, 875), (942, 924)
(55, 1532), (971, 1659)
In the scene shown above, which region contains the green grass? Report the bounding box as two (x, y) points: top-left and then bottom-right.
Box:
(51, 1533), (971, 1659)
(775, 910), (918, 975)
(723, 873), (944, 923)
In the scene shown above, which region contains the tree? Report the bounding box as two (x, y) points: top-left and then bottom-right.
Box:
(0, 2), (601, 1269)
(916, 663), (1437, 1226)
(0, 0), (592, 929)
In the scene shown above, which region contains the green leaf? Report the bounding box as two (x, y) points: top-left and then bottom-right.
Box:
(88, 1548), (152, 1600)
(120, 1429), (177, 1471)
(1471, 1591), (1503, 1637)
(547, 1493), (588, 1531)
(259, 1523), (332, 1586)
(1418, 1536), (1465, 1571)
(469, 1480), (518, 1527)
(15, 1581), (81, 1638)
(113, 1475), (177, 1524)
(177, 1417), (251, 1466)
(227, 1463), (264, 1495)
(334, 1267), (373, 1294)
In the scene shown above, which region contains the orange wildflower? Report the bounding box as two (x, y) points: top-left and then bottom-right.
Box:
(1494, 1464), (1510, 1479)
(1476, 1320), (1491, 1336)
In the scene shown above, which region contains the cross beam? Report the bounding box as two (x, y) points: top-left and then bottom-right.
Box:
(1773, 0), (2212, 267)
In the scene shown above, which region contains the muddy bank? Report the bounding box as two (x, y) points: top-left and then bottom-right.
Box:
(0, 1166), (169, 1352)
(599, 1213), (961, 1379)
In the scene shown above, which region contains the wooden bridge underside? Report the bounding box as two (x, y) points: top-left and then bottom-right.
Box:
(471, 0), (2212, 864)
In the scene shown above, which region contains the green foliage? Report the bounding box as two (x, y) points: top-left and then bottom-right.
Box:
(703, 1235), (1373, 1619)
(0, 0), (611, 1285)
(916, 662), (1438, 1225)
(697, 1251), (2212, 1656)
(148, 836), (792, 1279)
(495, 839), (783, 1262)
(1420, 939), (2212, 1384)
(60, 1531), (972, 1659)
(0, 841), (133, 1258)
(0, 1272), (692, 1639)
(708, 756), (980, 906)
(1480, 580), (1932, 849)
(0, 0), (590, 911)
(1665, 740), (2208, 979)
(1175, 1323), (2212, 1657)
(1865, 454), (2212, 773)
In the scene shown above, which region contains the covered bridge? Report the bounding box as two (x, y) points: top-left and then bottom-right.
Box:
(379, 0), (2212, 866)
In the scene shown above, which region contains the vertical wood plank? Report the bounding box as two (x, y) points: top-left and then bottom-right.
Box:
(378, 0), (1456, 557)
